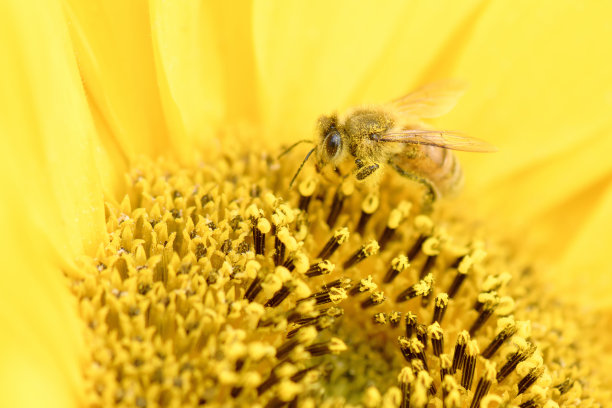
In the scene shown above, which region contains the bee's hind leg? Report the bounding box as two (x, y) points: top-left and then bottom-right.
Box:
(389, 162), (437, 214)
(355, 160), (380, 181)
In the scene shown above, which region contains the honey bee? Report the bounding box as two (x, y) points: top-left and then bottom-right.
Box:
(283, 81), (496, 210)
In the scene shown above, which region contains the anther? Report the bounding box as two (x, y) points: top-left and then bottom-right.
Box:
(554, 377), (574, 395)
(451, 331), (470, 374)
(440, 354), (452, 383)
(405, 312), (417, 338)
(317, 228), (349, 260)
(343, 240), (379, 269)
(446, 269), (468, 299)
(481, 322), (518, 359)
(396, 274), (433, 303)
(383, 255), (409, 284)
(245, 276), (263, 302)
(496, 343), (536, 383)
(407, 235), (427, 260)
(469, 293), (499, 336)
(389, 311), (402, 329)
(305, 337), (347, 356)
(274, 235), (286, 266)
(298, 178), (317, 212)
(432, 293), (449, 324)
(361, 291), (385, 309)
(469, 360), (496, 408)
(398, 337), (428, 371)
(356, 193), (379, 235)
(442, 375), (461, 407)
(397, 367), (415, 408)
(252, 217), (271, 256)
(461, 340), (479, 390)
(348, 275), (377, 296)
(373, 313), (387, 325)
(265, 284), (292, 307)
(305, 260), (334, 278)
(276, 327), (317, 360)
(327, 181), (353, 228)
(412, 360), (436, 396)
(428, 323), (444, 357)
(517, 365), (544, 395)
(416, 324), (428, 352)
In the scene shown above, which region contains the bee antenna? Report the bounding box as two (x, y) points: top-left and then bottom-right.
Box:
(278, 139), (313, 160)
(289, 147), (316, 189)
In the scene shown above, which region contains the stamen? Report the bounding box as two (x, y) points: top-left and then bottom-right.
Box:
(398, 337), (428, 371)
(348, 275), (377, 296)
(416, 324), (428, 352)
(305, 260), (335, 278)
(274, 235), (286, 266)
(440, 354), (452, 383)
(412, 360), (436, 396)
(299, 286), (348, 306)
(373, 312), (387, 325)
(432, 293), (449, 324)
(496, 343), (536, 383)
(469, 293), (499, 336)
(360, 291), (386, 309)
(396, 274), (433, 303)
(265, 277), (300, 307)
(451, 331), (470, 374)
(554, 377), (574, 395)
(384, 255), (410, 284)
(389, 311), (402, 329)
(245, 275), (263, 302)
(405, 312), (418, 338)
(469, 360), (496, 408)
(343, 240), (379, 269)
(442, 375), (461, 408)
(326, 181), (354, 228)
(253, 217), (271, 256)
(397, 367), (415, 408)
(446, 269), (468, 299)
(517, 365), (544, 395)
(377, 202), (409, 250)
(305, 337), (347, 357)
(481, 321), (518, 359)
(460, 340), (479, 390)
(407, 235), (427, 260)
(428, 323), (444, 357)
(298, 178), (317, 212)
(317, 228), (349, 260)
(276, 327), (317, 360)
(519, 397), (543, 408)
(355, 193), (379, 235)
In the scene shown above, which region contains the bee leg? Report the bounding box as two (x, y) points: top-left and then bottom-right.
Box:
(355, 162), (380, 181)
(389, 162), (437, 213)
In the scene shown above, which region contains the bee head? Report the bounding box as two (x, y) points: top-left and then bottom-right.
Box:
(316, 114), (345, 168)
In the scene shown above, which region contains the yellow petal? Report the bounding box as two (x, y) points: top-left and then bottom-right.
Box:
(555, 179), (612, 308)
(439, 1), (612, 190)
(0, 0), (105, 405)
(64, 0), (189, 161)
(150, 0), (258, 142)
(253, 0), (486, 145)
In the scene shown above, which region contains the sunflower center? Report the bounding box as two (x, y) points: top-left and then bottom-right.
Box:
(68, 149), (603, 407)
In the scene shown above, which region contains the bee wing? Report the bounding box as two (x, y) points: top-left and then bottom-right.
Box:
(388, 80), (466, 118)
(380, 130), (498, 152)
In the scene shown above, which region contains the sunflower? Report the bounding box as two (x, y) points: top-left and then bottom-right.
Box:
(1, 1), (611, 407)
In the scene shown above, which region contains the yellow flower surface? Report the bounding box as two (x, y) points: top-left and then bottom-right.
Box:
(1, 0), (611, 407)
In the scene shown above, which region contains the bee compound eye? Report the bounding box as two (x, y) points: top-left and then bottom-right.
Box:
(325, 131), (342, 158)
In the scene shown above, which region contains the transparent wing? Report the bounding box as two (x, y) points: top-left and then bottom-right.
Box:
(380, 129), (497, 152)
(388, 80), (466, 118)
